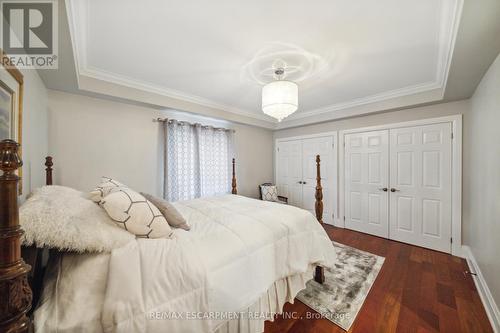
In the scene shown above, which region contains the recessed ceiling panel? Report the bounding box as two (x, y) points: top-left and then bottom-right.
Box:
(68, 0), (462, 125)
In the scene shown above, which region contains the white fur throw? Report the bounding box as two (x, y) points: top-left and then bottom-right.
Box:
(20, 186), (134, 253)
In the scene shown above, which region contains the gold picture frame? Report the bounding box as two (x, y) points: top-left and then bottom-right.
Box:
(0, 49), (24, 195)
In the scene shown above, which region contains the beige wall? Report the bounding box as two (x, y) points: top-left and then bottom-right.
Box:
(464, 53), (500, 306)
(20, 69), (49, 200)
(47, 90), (273, 199)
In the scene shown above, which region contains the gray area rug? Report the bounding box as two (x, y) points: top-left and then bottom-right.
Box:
(296, 242), (385, 330)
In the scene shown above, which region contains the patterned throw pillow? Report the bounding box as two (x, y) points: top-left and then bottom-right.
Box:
(100, 188), (173, 239)
(90, 177), (127, 203)
(141, 193), (191, 231)
(260, 185), (279, 202)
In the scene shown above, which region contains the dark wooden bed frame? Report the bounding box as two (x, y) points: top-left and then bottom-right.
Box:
(0, 139), (326, 331)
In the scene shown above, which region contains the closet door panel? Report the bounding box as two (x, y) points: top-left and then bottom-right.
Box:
(389, 123), (452, 253)
(276, 140), (303, 207)
(344, 130), (389, 237)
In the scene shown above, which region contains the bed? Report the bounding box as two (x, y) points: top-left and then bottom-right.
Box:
(0, 139), (336, 333)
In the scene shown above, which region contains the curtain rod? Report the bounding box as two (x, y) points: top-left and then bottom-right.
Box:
(154, 118), (235, 133)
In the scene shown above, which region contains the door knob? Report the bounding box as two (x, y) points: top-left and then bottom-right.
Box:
(303, 181), (307, 185)
(379, 188), (388, 192)
(298, 181), (303, 184)
(390, 188), (400, 192)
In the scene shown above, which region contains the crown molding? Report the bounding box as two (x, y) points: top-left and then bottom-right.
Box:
(65, 0), (463, 130)
(65, 0), (275, 125)
(65, 0), (87, 88)
(79, 66), (276, 123)
(285, 80), (442, 121)
(274, 86), (445, 129)
(76, 74), (278, 129)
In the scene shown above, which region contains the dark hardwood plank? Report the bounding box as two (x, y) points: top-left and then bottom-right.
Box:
(265, 226), (493, 333)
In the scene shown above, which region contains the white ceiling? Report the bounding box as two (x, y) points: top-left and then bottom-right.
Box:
(65, 0), (464, 128)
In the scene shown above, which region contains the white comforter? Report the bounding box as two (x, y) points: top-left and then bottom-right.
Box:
(36, 195), (336, 333)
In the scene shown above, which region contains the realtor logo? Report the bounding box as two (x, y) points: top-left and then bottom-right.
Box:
(0, 0), (58, 68)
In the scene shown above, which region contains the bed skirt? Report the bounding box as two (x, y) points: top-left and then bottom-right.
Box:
(35, 253), (314, 333)
(214, 265), (314, 333)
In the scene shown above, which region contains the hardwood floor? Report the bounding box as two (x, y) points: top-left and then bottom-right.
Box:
(265, 225), (493, 333)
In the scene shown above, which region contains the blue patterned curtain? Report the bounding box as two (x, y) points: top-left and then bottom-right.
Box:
(164, 120), (233, 201)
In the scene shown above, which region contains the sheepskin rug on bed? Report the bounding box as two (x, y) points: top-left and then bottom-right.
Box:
(20, 186), (134, 253)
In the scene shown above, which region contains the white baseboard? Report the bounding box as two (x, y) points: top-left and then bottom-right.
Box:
(462, 245), (500, 333)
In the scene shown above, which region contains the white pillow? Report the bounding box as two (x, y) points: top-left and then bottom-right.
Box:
(260, 185), (279, 202)
(89, 177), (127, 203)
(20, 186), (134, 253)
(100, 188), (173, 239)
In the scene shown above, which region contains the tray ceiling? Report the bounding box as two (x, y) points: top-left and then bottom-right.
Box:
(66, 0), (463, 128)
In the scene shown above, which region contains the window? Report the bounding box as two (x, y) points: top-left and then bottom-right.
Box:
(164, 120), (234, 201)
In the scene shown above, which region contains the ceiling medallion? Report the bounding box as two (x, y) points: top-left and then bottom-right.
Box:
(241, 42), (329, 122)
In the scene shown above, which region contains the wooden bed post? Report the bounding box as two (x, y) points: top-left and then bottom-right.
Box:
(314, 154), (325, 284)
(231, 158), (237, 195)
(0, 140), (32, 333)
(315, 155), (324, 224)
(45, 156), (53, 186)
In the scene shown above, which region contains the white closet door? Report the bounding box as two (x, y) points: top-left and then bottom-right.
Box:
(389, 123), (452, 252)
(345, 130), (389, 237)
(301, 136), (335, 224)
(276, 140), (303, 207)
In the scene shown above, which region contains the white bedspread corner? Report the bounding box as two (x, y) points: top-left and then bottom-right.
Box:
(102, 238), (212, 333)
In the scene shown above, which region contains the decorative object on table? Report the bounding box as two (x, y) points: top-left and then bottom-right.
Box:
(297, 242), (385, 331)
(0, 49), (24, 194)
(259, 183), (288, 204)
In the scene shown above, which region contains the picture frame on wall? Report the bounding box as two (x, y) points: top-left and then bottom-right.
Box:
(0, 49), (24, 195)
